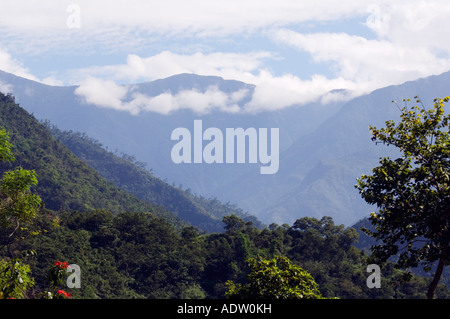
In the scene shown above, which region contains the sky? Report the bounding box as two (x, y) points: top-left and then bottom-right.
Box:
(1, 0), (450, 114)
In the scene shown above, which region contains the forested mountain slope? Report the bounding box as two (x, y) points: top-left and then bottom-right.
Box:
(48, 126), (262, 232)
(0, 92), (181, 226)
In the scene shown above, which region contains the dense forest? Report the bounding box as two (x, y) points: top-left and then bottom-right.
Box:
(3, 210), (450, 299)
(0, 91), (449, 299)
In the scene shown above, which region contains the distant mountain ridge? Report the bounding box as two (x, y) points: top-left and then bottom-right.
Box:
(2, 69), (450, 226)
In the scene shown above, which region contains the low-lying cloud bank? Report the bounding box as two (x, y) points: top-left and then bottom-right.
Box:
(73, 73), (358, 115)
(74, 76), (252, 115)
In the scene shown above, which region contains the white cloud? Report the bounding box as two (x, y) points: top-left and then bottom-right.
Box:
(0, 1), (366, 36)
(260, 0), (450, 99)
(4, 0), (450, 115)
(0, 49), (40, 82)
(58, 1), (450, 114)
(0, 1), (371, 58)
(369, 1), (450, 48)
(243, 71), (357, 112)
(131, 87), (248, 114)
(72, 50), (362, 114)
(270, 27), (450, 95)
(69, 51), (274, 84)
(0, 48), (65, 86)
(74, 76), (250, 115)
(74, 77), (132, 112)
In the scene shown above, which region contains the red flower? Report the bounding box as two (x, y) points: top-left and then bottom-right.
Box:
(54, 261), (70, 269)
(56, 290), (71, 298)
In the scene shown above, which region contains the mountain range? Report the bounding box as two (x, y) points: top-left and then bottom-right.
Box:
(2, 69), (450, 226)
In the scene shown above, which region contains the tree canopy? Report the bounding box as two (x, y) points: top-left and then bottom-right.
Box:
(225, 255), (323, 299)
(356, 96), (450, 299)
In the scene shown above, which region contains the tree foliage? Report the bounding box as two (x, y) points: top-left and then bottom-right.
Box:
(225, 255), (323, 299)
(0, 258), (34, 299)
(2, 210), (448, 299)
(0, 168), (42, 232)
(0, 128), (43, 256)
(356, 96), (450, 299)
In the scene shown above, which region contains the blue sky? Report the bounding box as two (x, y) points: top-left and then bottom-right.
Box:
(1, 0), (450, 114)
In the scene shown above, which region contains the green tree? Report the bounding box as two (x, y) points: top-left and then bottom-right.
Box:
(0, 128), (15, 164)
(0, 128), (43, 298)
(0, 128), (42, 255)
(0, 258), (34, 299)
(287, 217), (363, 298)
(289, 216), (358, 262)
(0, 168), (42, 242)
(224, 255), (323, 299)
(223, 215), (246, 233)
(356, 96), (450, 299)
